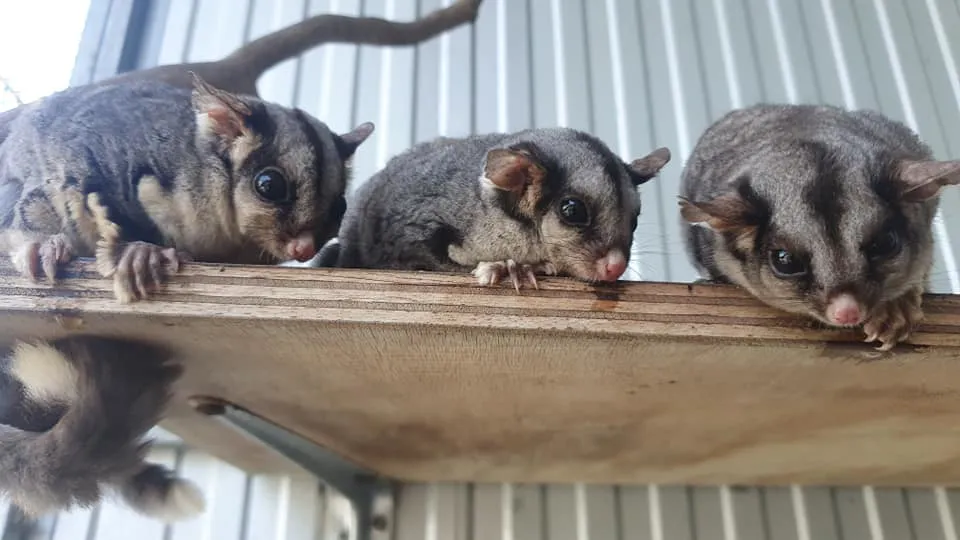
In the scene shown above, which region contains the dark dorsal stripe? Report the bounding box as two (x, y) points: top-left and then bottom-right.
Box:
(245, 102), (277, 142)
(291, 109), (326, 181)
(865, 153), (916, 281)
(800, 140), (844, 244)
(868, 152), (911, 213)
(292, 108), (348, 241)
(291, 108), (330, 215)
(571, 130), (628, 206)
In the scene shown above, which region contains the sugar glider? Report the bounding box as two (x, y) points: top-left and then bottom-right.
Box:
(679, 103), (960, 350)
(0, 336), (203, 521)
(0, 75), (373, 302)
(316, 128), (670, 290)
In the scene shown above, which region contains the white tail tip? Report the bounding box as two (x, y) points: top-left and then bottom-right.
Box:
(127, 477), (206, 522)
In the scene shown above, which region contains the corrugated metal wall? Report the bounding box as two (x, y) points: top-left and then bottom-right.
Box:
(17, 0), (960, 538)
(392, 484), (960, 540)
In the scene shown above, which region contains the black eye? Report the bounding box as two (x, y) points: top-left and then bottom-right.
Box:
(559, 197), (590, 226)
(866, 230), (902, 259)
(253, 168), (290, 203)
(768, 249), (808, 278)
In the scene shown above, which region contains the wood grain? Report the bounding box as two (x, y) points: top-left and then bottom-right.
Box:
(2, 258), (960, 487)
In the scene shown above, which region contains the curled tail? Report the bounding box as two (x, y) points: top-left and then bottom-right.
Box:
(221, 0), (483, 82)
(0, 336), (205, 521)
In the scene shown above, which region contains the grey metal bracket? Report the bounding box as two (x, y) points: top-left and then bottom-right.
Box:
(189, 397), (395, 540)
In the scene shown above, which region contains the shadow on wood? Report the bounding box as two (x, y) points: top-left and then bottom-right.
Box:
(0, 258), (959, 487)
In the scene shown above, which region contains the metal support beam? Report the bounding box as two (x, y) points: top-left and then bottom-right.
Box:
(190, 397), (395, 540)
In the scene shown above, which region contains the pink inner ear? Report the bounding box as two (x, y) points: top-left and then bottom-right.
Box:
(679, 194), (754, 231)
(485, 152), (532, 192)
(205, 105), (244, 140)
(678, 200), (710, 224)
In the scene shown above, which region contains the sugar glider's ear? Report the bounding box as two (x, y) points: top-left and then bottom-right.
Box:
(481, 144), (546, 193)
(334, 122), (376, 160)
(678, 178), (765, 233)
(191, 73), (253, 142)
(627, 147), (671, 186)
(895, 159), (960, 202)
(481, 143), (549, 217)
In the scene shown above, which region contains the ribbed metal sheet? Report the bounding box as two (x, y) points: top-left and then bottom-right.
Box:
(392, 483), (960, 540)
(39, 0), (960, 539)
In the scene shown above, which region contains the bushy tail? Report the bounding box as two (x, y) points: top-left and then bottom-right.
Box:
(120, 463), (205, 522)
(0, 336), (205, 521)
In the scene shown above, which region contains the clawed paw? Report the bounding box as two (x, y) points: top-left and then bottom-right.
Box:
(472, 260), (556, 293)
(862, 288), (924, 352)
(10, 234), (75, 283)
(110, 242), (185, 303)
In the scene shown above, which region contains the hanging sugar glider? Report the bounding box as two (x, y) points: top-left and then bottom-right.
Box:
(0, 75), (374, 302)
(314, 128), (671, 290)
(679, 103), (960, 350)
(0, 335), (204, 521)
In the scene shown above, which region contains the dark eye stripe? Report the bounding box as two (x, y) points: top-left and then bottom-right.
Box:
(291, 108), (331, 215)
(291, 109), (325, 176)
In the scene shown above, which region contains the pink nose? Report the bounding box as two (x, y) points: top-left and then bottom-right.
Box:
(825, 293), (863, 326)
(595, 249), (628, 281)
(286, 233), (317, 262)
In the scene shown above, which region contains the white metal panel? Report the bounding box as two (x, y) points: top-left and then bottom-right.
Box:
(169, 449), (247, 540)
(50, 508), (96, 540)
(390, 483), (960, 540)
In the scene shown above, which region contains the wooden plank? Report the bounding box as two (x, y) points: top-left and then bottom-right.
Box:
(1, 259), (960, 486)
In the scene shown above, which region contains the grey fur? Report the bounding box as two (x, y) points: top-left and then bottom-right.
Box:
(680, 103), (960, 348)
(0, 368), (63, 433)
(320, 128), (669, 284)
(0, 336), (185, 518)
(0, 78), (372, 304)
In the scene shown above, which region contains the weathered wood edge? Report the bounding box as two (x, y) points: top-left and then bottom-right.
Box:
(0, 258), (956, 349)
